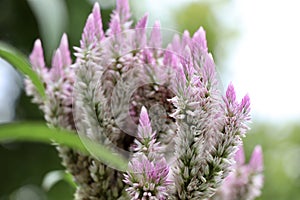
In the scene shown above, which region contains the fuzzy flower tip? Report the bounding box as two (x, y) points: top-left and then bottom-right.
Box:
(25, 0), (260, 199)
(80, 2), (104, 48)
(133, 107), (160, 157)
(249, 145), (263, 172)
(29, 39), (46, 73)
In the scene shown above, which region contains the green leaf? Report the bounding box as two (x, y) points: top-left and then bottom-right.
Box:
(27, 0), (68, 60)
(0, 122), (128, 170)
(42, 170), (77, 191)
(0, 43), (45, 98)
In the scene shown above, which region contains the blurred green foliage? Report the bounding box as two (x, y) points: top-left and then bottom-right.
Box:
(0, 142), (74, 200)
(173, 1), (238, 68)
(175, 3), (218, 55)
(0, 122), (128, 169)
(0, 0), (39, 53)
(244, 123), (300, 200)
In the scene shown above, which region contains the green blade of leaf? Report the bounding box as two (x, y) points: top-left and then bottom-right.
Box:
(42, 170), (77, 191)
(0, 122), (128, 170)
(0, 42), (45, 98)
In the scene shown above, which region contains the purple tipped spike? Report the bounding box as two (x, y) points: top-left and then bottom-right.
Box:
(193, 26), (208, 52)
(182, 30), (191, 48)
(116, 0), (130, 23)
(240, 94), (251, 114)
(226, 83), (237, 103)
(81, 14), (95, 48)
(235, 145), (245, 165)
(30, 39), (46, 71)
(58, 34), (71, 67)
(51, 49), (63, 81)
(249, 145), (263, 172)
(149, 21), (162, 49)
(80, 3), (104, 48)
(136, 13), (148, 30)
(139, 106), (150, 128)
(92, 2), (104, 41)
(108, 14), (121, 35)
(135, 13), (148, 47)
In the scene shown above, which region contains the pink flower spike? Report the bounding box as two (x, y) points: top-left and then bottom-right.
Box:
(234, 145), (245, 165)
(201, 53), (216, 84)
(81, 14), (95, 48)
(170, 53), (180, 70)
(142, 48), (155, 65)
(226, 82), (236, 103)
(30, 39), (46, 71)
(136, 13), (148, 29)
(108, 14), (121, 35)
(163, 49), (172, 66)
(58, 34), (72, 67)
(182, 30), (191, 48)
(193, 26), (208, 52)
(149, 21), (162, 49)
(116, 0), (131, 23)
(135, 13), (148, 47)
(249, 145), (263, 172)
(51, 49), (63, 81)
(240, 94), (251, 113)
(80, 3), (103, 48)
(171, 34), (181, 52)
(139, 106), (150, 128)
(92, 2), (104, 40)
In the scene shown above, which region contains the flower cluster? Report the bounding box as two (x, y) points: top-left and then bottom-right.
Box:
(25, 0), (263, 199)
(25, 34), (74, 130)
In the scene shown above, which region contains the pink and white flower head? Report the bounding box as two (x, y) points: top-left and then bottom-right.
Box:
(26, 33), (74, 130)
(124, 107), (171, 200)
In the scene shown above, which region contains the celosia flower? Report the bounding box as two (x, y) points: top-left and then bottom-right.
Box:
(25, 33), (74, 130)
(211, 145), (264, 200)
(131, 106), (162, 160)
(124, 107), (170, 199)
(169, 38), (251, 198)
(25, 0), (262, 199)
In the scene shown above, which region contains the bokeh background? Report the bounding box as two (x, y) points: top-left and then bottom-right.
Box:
(1, 0), (300, 199)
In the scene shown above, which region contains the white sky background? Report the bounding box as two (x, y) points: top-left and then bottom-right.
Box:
(230, 0), (300, 122)
(1, 0), (300, 123)
(136, 0), (300, 123)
